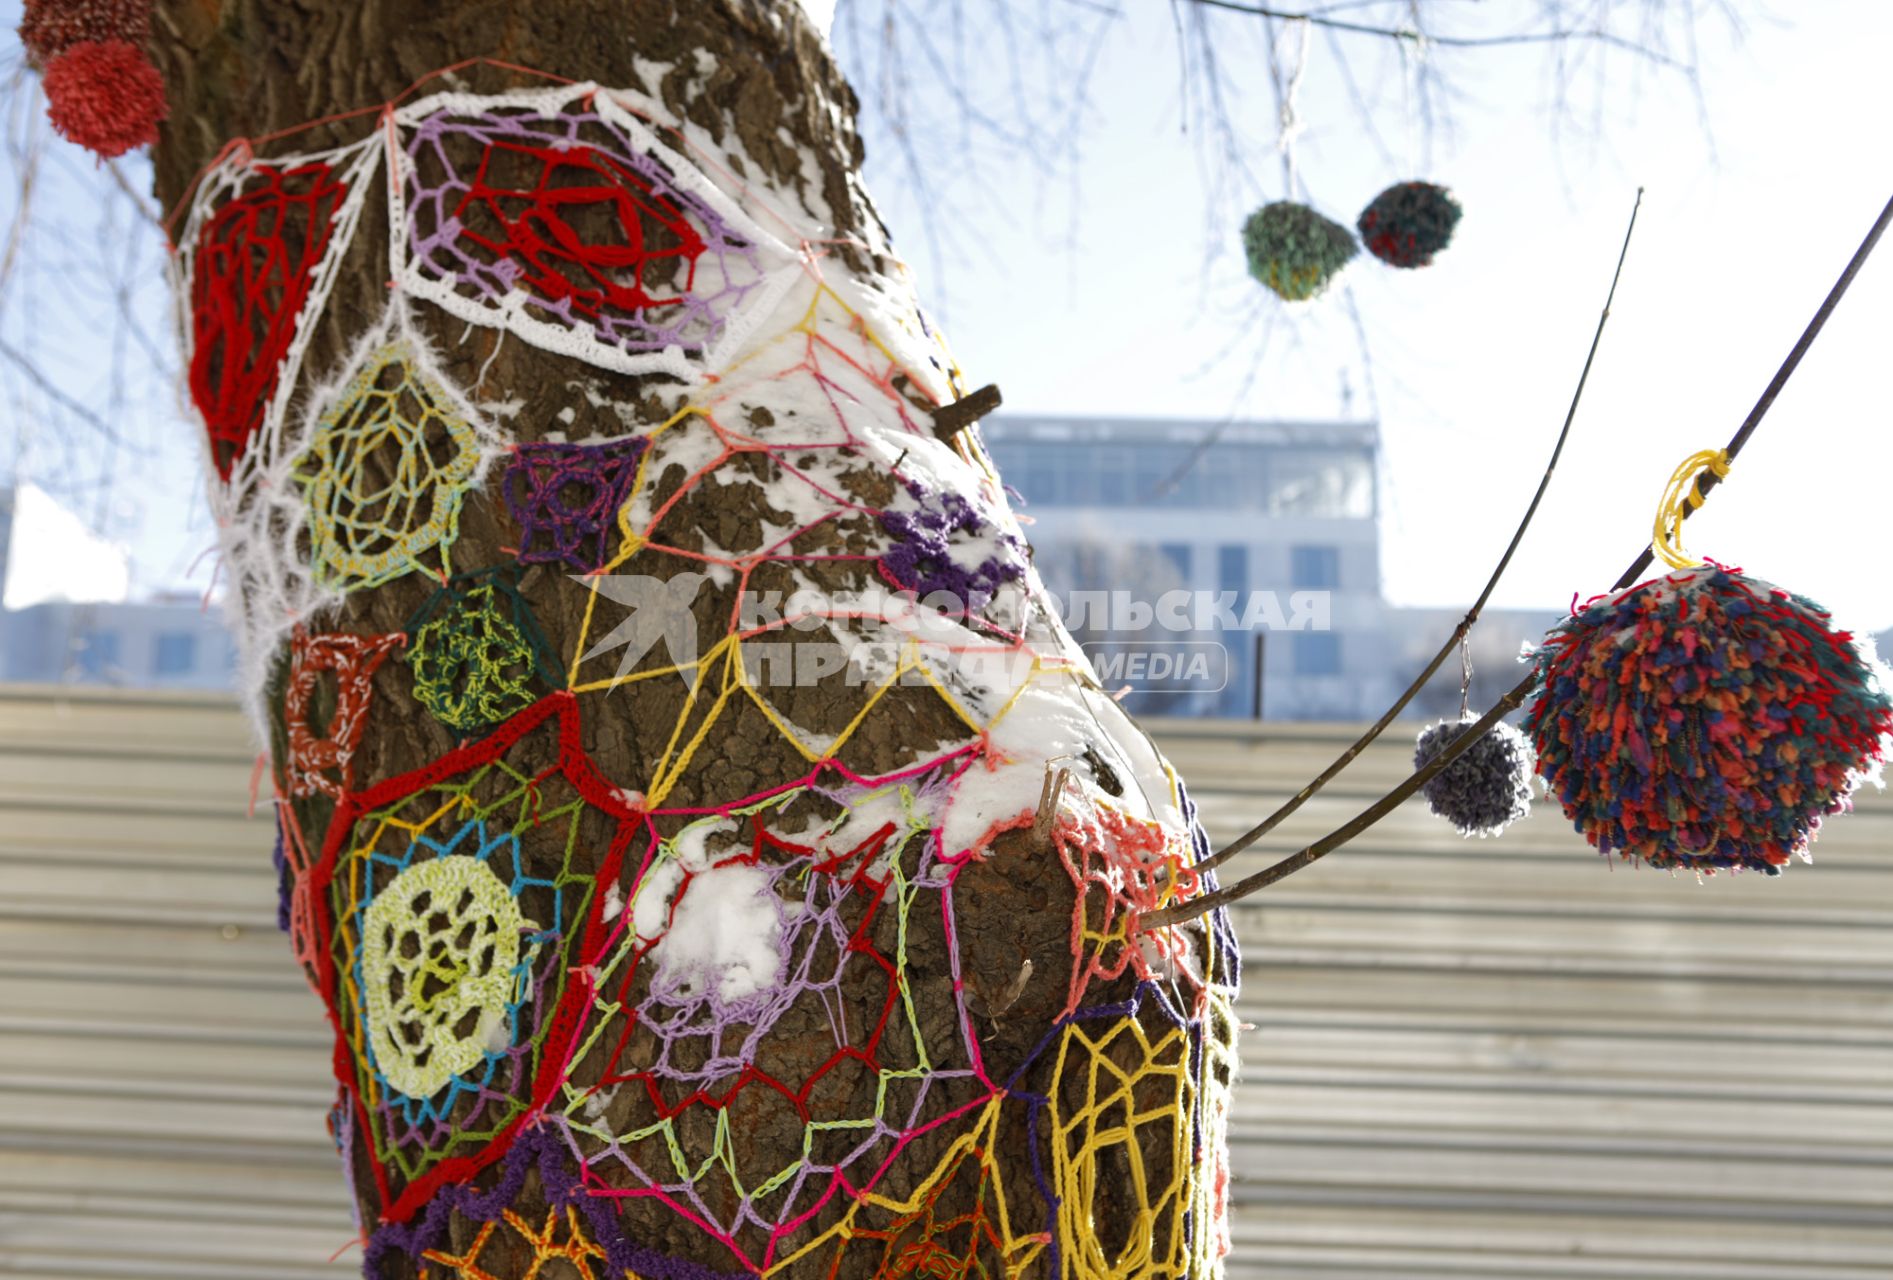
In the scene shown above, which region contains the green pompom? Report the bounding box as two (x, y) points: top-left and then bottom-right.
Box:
(1241, 201), (1358, 301)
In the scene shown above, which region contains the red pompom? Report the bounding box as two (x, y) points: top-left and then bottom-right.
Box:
(18, 0), (150, 67)
(42, 40), (168, 159)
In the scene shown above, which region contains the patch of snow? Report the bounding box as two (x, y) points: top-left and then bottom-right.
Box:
(631, 859), (685, 941)
(581, 1083), (620, 1119)
(939, 670), (1182, 860)
(1, 484), (130, 608)
(649, 860), (785, 1005)
(672, 815), (739, 871)
(795, 0), (837, 36)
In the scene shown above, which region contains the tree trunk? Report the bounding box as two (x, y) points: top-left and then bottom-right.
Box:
(148, 3), (1239, 1275)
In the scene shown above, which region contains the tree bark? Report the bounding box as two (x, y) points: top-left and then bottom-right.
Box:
(149, 3), (1239, 1276)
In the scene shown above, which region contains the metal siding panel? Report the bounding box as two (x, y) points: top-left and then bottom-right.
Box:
(0, 688), (1885, 1277)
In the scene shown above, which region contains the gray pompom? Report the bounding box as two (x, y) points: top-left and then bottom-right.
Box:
(1413, 717), (1535, 837)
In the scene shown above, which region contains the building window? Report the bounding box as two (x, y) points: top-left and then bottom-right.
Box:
(1144, 445), (1190, 506)
(1157, 542), (1192, 588)
(153, 632), (198, 676)
(1292, 631), (1342, 677)
(1267, 448), (1374, 518)
(1291, 544), (1341, 589)
(1217, 545), (1249, 597)
(77, 630), (120, 679)
(1016, 443), (1062, 506)
(1200, 452), (1242, 507)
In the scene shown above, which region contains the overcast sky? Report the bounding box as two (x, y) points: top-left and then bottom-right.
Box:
(2, 2), (1888, 633)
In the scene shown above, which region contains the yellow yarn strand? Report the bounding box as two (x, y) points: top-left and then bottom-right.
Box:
(1652, 447), (1731, 570)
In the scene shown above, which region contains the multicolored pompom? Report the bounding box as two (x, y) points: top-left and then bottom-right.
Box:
(40, 38), (168, 159)
(1357, 181), (1462, 269)
(1526, 564), (1893, 874)
(1240, 201), (1358, 302)
(1414, 716), (1535, 838)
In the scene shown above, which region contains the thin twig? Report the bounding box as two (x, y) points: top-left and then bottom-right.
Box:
(1186, 187), (1644, 882)
(102, 159), (165, 230)
(0, 336), (125, 444)
(0, 104), (42, 307)
(1148, 185), (1893, 927)
(1182, 0), (1686, 67)
(1151, 676), (1537, 922)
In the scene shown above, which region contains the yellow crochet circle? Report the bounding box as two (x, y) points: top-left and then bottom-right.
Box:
(296, 341), (481, 591)
(361, 855), (523, 1099)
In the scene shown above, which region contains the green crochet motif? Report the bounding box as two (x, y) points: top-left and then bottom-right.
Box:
(407, 570), (562, 733)
(1241, 201), (1358, 302)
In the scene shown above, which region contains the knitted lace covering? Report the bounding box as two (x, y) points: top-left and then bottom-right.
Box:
(175, 78), (1241, 1280)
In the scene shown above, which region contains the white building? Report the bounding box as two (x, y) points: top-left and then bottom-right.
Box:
(0, 486), (233, 689)
(982, 415), (1403, 720)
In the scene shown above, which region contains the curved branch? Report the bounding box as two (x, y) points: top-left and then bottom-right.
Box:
(1151, 670), (1536, 924)
(1149, 184), (1893, 927)
(1186, 186), (1644, 881)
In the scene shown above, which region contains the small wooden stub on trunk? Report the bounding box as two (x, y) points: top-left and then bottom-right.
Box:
(930, 382), (1003, 441)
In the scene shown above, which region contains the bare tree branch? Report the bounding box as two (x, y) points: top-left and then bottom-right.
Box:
(0, 335), (126, 445)
(1184, 0), (1687, 66)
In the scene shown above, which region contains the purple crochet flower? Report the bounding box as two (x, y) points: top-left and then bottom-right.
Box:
(503, 437), (648, 571)
(879, 487), (1024, 610)
(270, 821), (290, 933)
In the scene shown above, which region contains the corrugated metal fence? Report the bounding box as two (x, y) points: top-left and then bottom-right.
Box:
(0, 687), (1886, 1278)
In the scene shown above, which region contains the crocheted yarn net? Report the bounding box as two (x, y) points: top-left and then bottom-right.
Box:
(396, 91), (795, 377)
(283, 626), (406, 800)
(407, 569), (564, 734)
(504, 437), (651, 572)
(320, 697), (641, 1218)
(423, 1204), (614, 1280)
(172, 81), (1242, 1280)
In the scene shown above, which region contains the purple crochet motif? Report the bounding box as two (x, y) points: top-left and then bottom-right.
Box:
(270, 821), (290, 934)
(879, 486), (1025, 609)
(363, 1126), (743, 1280)
(1177, 777), (1242, 992)
(404, 103), (767, 361)
(502, 437), (649, 571)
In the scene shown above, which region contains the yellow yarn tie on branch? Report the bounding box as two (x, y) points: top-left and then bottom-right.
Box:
(1652, 447), (1731, 570)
